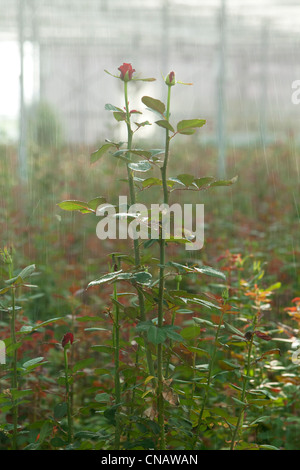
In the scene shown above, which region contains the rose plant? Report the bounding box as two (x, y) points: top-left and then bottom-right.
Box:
(58, 63), (238, 449)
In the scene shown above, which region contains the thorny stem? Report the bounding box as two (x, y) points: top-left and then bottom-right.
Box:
(157, 83), (172, 450)
(165, 275), (181, 378)
(165, 309), (176, 379)
(7, 260), (18, 450)
(113, 261), (121, 450)
(192, 306), (226, 450)
(230, 311), (258, 450)
(64, 346), (73, 444)
(123, 81), (155, 378)
(161, 85), (172, 204)
(126, 345), (140, 442)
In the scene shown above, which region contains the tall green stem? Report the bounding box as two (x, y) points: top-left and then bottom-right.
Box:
(113, 265), (121, 450)
(123, 81), (154, 378)
(64, 347), (73, 444)
(161, 85), (172, 205)
(8, 261), (18, 450)
(192, 308), (225, 449)
(157, 84), (172, 450)
(230, 313), (258, 450)
(165, 275), (181, 379)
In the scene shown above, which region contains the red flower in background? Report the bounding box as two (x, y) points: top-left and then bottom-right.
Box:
(118, 63), (135, 81)
(62, 332), (74, 348)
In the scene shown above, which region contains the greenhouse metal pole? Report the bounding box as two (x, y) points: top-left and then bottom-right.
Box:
(161, 0), (169, 90)
(259, 21), (269, 148)
(18, 0), (27, 182)
(217, 0), (227, 178)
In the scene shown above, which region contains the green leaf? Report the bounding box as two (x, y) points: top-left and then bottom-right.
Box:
(210, 176), (238, 187)
(249, 416), (270, 427)
(177, 119), (206, 135)
(219, 360), (240, 371)
(95, 393), (110, 403)
(87, 197), (106, 211)
(87, 270), (151, 289)
(20, 317), (64, 333)
(104, 69), (119, 79)
(51, 437), (66, 447)
(144, 239), (157, 249)
(148, 149), (165, 159)
(31, 317), (63, 331)
(0, 286), (12, 295)
(193, 177), (215, 189)
(19, 325), (34, 333)
(165, 236), (193, 246)
(180, 325), (201, 340)
(168, 177), (186, 186)
(105, 103), (123, 112)
(264, 282), (281, 292)
(141, 96), (165, 116)
(168, 261), (193, 273)
(224, 321), (244, 337)
(128, 161), (152, 172)
(122, 149), (152, 159)
(90, 143), (115, 164)
(57, 200), (94, 213)
(135, 121), (152, 128)
(39, 421), (54, 444)
(54, 402), (68, 420)
(113, 111), (126, 122)
(248, 398), (271, 406)
(11, 389), (33, 400)
(188, 346), (210, 358)
(133, 77), (156, 82)
(22, 357), (45, 370)
(132, 271), (152, 285)
(84, 328), (108, 333)
(175, 173), (195, 187)
(164, 327), (183, 342)
(74, 431), (103, 440)
(259, 445), (280, 450)
(147, 325), (167, 345)
(104, 404), (119, 426)
(136, 321), (153, 333)
(17, 264), (36, 282)
(193, 317), (215, 327)
(194, 265), (226, 280)
(155, 120), (175, 133)
(87, 270), (123, 288)
(190, 297), (220, 310)
(232, 397), (248, 407)
(141, 177), (162, 188)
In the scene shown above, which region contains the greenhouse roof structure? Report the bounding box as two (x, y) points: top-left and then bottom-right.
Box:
(1, 0), (300, 158)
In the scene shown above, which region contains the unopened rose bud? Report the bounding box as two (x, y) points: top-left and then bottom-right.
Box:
(118, 63), (135, 82)
(62, 332), (74, 348)
(165, 71), (176, 86)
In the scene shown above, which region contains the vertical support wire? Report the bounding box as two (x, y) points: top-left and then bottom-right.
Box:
(18, 0), (27, 183)
(217, 0), (227, 178)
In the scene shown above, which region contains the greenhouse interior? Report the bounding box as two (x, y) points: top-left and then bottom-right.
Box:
(0, 0), (299, 453)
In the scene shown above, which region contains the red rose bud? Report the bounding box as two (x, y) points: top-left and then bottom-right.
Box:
(166, 71), (176, 86)
(118, 63), (135, 82)
(62, 332), (74, 348)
